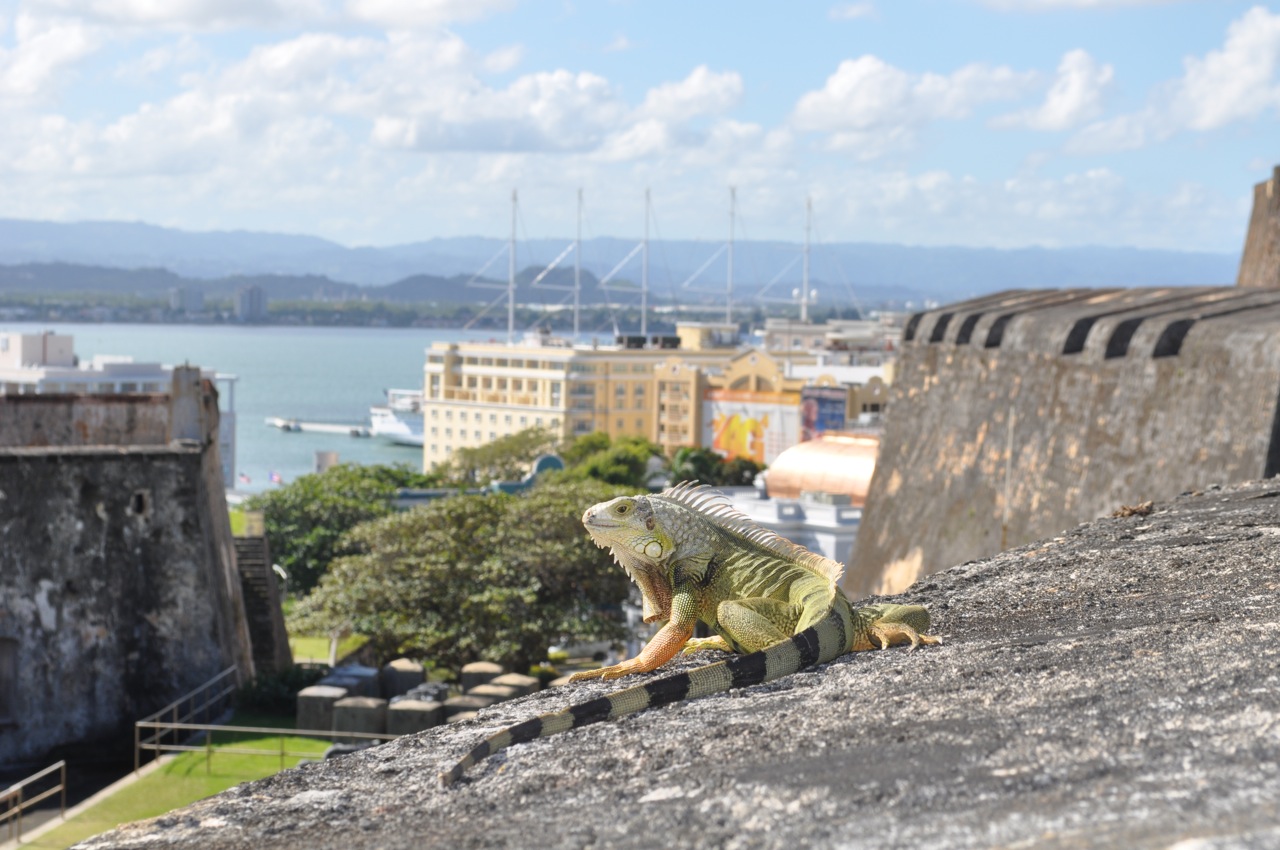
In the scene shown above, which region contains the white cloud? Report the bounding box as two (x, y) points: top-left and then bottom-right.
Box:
(115, 35), (209, 80)
(640, 66), (742, 123)
(374, 68), (625, 152)
(828, 3), (875, 20)
(482, 44), (523, 74)
(791, 55), (1036, 153)
(1066, 6), (1280, 153)
(603, 34), (632, 53)
(345, 0), (516, 29)
(26, 0), (329, 30)
(994, 49), (1112, 131)
(1171, 5), (1280, 130)
(0, 13), (99, 100)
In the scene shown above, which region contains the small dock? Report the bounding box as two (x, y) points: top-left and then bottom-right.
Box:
(265, 417), (370, 438)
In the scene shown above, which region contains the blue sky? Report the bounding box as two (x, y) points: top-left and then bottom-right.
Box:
(0, 0), (1276, 253)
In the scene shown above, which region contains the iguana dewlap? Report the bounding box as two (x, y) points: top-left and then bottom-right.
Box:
(439, 482), (940, 787)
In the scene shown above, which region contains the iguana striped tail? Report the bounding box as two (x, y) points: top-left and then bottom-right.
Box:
(439, 607), (850, 787)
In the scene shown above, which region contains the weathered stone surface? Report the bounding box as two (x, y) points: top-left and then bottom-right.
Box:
(76, 479), (1280, 849)
(1239, 165), (1280, 288)
(295, 686), (348, 734)
(0, 374), (254, 767)
(379, 658), (425, 699)
(489, 673), (541, 696)
(459, 661), (504, 691)
(851, 287), (1280, 597)
(466, 683), (520, 702)
(442, 694), (498, 716)
(386, 700), (444, 736)
(332, 697), (386, 744)
(0, 443), (251, 765)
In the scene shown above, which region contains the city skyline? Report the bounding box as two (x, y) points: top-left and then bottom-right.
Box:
(0, 1), (1275, 253)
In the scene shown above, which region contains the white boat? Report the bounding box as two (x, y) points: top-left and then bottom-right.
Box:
(369, 388), (424, 447)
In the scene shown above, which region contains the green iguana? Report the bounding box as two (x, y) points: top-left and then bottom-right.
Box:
(439, 481), (940, 787)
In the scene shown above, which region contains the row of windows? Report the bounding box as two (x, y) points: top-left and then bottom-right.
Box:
(429, 417), (560, 439)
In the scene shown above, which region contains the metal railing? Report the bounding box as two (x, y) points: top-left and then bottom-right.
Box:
(134, 722), (396, 774)
(1, 761), (67, 844)
(134, 666), (240, 773)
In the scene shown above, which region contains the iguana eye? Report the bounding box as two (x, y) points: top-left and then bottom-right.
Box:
(614, 503), (630, 514)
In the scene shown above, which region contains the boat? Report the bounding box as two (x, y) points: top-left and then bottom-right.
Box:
(369, 388), (424, 447)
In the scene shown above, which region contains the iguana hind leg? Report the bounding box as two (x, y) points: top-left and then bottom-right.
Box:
(852, 603), (943, 652)
(710, 597), (799, 654)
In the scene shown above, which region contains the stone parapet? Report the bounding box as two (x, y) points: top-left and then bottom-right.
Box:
(848, 286), (1280, 596)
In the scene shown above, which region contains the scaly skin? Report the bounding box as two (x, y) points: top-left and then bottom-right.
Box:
(439, 482), (940, 787)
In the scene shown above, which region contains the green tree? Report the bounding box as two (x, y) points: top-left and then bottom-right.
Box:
(670, 446), (763, 488)
(561, 435), (665, 489)
(288, 479), (633, 674)
(560, 431), (611, 467)
(243, 463), (438, 595)
(442, 426), (558, 484)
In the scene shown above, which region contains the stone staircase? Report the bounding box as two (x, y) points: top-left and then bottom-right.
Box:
(233, 536), (292, 675)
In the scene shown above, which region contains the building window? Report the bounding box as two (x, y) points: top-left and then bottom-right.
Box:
(520, 416), (527, 426)
(0, 638), (15, 724)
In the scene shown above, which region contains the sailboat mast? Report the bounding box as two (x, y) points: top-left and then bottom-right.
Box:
(727, 186), (735, 326)
(508, 189), (517, 345)
(801, 196), (812, 324)
(641, 188), (650, 338)
(574, 188), (582, 338)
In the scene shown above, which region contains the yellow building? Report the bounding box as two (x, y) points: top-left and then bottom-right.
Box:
(421, 323), (894, 471)
(421, 329), (739, 469)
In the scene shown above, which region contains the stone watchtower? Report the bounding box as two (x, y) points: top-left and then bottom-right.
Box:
(1238, 165), (1280, 288)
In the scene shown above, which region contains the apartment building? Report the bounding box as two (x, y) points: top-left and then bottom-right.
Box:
(422, 322), (894, 470)
(422, 329), (740, 469)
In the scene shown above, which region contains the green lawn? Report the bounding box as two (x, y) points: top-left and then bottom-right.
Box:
(23, 713), (330, 850)
(288, 634), (367, 664)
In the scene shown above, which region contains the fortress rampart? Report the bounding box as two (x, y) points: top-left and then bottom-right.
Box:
(1238, 165), (1280, 288)
(0, 371), (254, 766)
(847, 286), (1280, 596)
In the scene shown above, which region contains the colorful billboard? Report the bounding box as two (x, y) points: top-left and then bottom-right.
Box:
(703, 389), (801, 466)
(801, 386), (848, 441)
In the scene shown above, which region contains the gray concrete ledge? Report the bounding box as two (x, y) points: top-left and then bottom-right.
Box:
(77, 478), (1280, 849)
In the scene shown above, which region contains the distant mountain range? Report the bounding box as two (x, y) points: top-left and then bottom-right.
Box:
(0, 218), (1242, 308)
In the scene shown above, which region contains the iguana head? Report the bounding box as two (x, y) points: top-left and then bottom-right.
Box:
(582, 495), (674, 624)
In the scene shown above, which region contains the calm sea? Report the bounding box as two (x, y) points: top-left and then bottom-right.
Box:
(3, 322), (500, 493)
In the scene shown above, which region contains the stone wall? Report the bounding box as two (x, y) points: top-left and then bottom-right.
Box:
(1238, 165), (1280, 288)
(0, 370), (254, 766)
(847, 286), (1280, 597)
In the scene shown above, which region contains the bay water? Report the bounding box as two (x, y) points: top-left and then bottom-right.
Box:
(3, 322), (499, 493)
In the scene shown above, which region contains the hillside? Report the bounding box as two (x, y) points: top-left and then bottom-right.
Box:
(0, 218), (1240, 307)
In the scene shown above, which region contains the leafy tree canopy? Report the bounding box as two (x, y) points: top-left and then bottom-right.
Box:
(288, 478), (634, 674)
(670, 446), (763, 488)
(441, 426), (558, 484)
(243, 462), (438, 595)
(554, 433), (665, 489)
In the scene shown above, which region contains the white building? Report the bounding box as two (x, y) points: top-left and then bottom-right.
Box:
(0, 330), (239, 485)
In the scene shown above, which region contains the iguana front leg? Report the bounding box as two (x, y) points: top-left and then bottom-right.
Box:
(570, 592), (699, 681)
